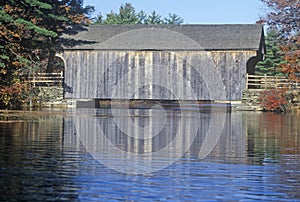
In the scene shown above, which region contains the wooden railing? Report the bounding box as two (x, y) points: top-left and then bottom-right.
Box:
(246, 74), (300, 90)
(27, 71), (64, 87)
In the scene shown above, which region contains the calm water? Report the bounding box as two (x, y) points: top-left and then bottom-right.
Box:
(0, 107), (299, 201)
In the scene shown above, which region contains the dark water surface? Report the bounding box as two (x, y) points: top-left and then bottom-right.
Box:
(0, 108), (299, 201)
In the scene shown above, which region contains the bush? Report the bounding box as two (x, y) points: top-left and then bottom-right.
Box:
(0, 82), (29, 109)
(258, 89), (288, 112)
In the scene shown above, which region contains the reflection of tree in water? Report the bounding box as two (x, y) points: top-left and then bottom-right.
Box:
(0, 114), (80, 201)
(246, 112), (300, 165)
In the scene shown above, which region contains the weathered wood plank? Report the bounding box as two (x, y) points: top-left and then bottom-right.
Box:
(62, 50), (257, 100)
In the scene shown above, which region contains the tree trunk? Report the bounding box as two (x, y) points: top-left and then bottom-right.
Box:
(47, 49), (55, 73)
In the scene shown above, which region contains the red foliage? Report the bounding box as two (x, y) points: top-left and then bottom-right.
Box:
(259, 89), (288, 112)
(260, 0), (300, 82)
(0, 83), (29, 109)
(281, 46), (300, 82)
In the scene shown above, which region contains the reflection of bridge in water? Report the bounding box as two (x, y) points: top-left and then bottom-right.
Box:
(1, 108), (299, 172)
(1, 108), (300, 199)
(64, 106), (247, 173)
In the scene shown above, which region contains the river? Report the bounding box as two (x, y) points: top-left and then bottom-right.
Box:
(0, 106), (299, 201)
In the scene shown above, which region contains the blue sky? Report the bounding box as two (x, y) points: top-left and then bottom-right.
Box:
(84, 0), (265, 24)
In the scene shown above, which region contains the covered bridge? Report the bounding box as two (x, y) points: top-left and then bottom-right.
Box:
(60, 24), (265, 103)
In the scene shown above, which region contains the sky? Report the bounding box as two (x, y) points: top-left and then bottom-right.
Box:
(83, 0), (266, 24)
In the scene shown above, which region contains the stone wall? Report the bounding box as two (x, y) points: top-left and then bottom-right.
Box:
(239, 90), (263, 111)
(286, 90), (300, 111)
(238, 89), (300, 111)
(31, 87), (64, 107)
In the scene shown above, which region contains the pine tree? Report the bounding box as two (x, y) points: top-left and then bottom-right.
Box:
(1, 0), (94, 75)
(260, 0), (300, 81)
(93, 3), (183, 25)
(145, 10), (163, 24)
(1, 1), (56, 82)
(164, 13), (184, 25)
(0, 0), (94, 108)
(255, 29), (284, 76)
(36, 0), (94, 72)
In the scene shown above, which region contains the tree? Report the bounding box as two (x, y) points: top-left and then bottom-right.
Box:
(164, 13), (184, 25)
(93, 3), (184, 25)
(0, 0), (94, 109)
(35, 0), (94, 72)
(95, 3), (139, 24)
(0, 1), (56, 108)
(1, 0), (94, 73)
(145, 10), (163, 24)
(260, 0), (300, 81)
(118, 3), (140, 24)
(1, 1), (57, 78)
(137, 10), (147, 24)
(255, 28), (284, 76)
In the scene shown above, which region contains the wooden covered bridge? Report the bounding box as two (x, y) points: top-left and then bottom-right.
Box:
(59, 24), (265, 105)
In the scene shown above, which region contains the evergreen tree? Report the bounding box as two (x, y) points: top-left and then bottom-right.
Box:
(137, 10), (147, 24)
(0, 0), (94, 108)
(255, 28), (284, 76)
(145, 10), (163, 24)
(36, 0), (94, 72)
(118, 3), (139, 24)
(164, 13), (184, 25)
(260, 0), (300, 81)
(1, 0), (94, 74)
(1, 0), (57, 82)
(95, 3), (139, 24)
(93, 3), (183, 25)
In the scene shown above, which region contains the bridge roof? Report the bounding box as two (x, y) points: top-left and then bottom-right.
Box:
(62, 24), (265, 52)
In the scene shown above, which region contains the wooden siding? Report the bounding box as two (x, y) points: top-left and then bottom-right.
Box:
(62, 50), (257, 100)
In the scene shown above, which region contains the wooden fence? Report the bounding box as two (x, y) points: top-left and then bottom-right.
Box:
(27, 71), (64, 87)
(246, 74), (300, 90)
(27, 72), (299, 91)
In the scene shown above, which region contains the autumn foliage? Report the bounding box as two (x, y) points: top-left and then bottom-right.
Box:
(0, 0), (94, 109)
(260, 0), (300, 81)
(259, 89), (288, 112)
(257, 0), (300, 112)
(0, 82), (29, 109)
(281, 47), (300, 82)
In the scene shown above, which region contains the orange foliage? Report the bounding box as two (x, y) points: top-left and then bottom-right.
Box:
(0, 83), (29, 109)
(259, 89), (288, 112)
(281, 46), (300, 82)
(260, 0), (300, 82)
